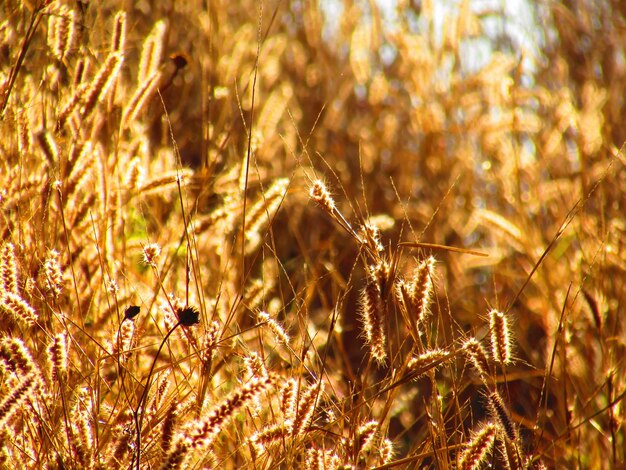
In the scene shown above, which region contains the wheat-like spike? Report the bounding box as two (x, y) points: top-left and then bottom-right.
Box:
(187, 374), (277, 450)
(67, 192), (97, 230)
(16, 110), (32, 154)
(73, 57), (88, 86)
(489, 309), (512, 364)
(305, 446), (342, 470)
(136, 169), (194, 196)
(309, 179), (336, 214)
(41, 249), (64, 298)
(361, 222), (384, 253)
(246, 178), (290, 235)
(258, 311), (290, 346)
(49, 6), (76, 61)
(47, 332), (68, 384)
(81, 51), (124, 118)
(0, 243), (19, 296)
(0, 338), (37, 376)
(203, 320), (220, 357)
(113, 319), (136, 362)
(138, 20), (166, 84)
(65, 141), (94, 197)
(57, 81), (88, 129)
(350, 21), (372, 85)
(488, 391), (518, 442)
(36, 130), (58, 164)
(243, 352), (267, 379)
(148, 370), (172, 414)
(159, 435), (189, 470)
(356, 420), (378, 454)
(257, 83), (292, 142)
(409, 256), (436, 324)
(463, 337), (491, 381)
(458, 422), (497, 470)
(121, 71), (162, 129)
(69, 388), (94, 465)
(395, 279), (421, 342)
(161, 401), (180, 454)
(0, 292), (38, 327)
(379, 437), (394, 464)
(249, 422), (291, 457)
(359, 277), (387, 364)
(407, 348), (451, 377)
(107, 424), (133, 468)
(0, 374), (36, 429)
(293, 380), (324, 437)
(124, 156), (145, 192)
(142, 243), (161, 268)
(111, 11), (127, 53)
(280, 378), (298, 422)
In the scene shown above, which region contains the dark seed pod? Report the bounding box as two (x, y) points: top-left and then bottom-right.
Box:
(178, 306), (200, 327)
(124, 305), (141, 320)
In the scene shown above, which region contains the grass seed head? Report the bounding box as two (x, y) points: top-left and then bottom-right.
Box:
(489, 309), (512, 364)
(310, 179), (336, 214)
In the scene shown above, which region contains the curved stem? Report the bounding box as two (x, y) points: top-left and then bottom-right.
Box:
(133, 321), (181, 470)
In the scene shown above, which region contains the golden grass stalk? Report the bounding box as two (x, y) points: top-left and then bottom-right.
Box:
(41, 249), (63, 297)
(280, 378), (298, 421)
(69, 387), (94, 465)
(81, 51), (124, 118)
(356, 420), (379, 454)
(186, 374), (277, 450)
(292, 380), (323, 437)
(113, 319), (136, 362)
(121, 71), (162, 129)
(409, 256), (436, 324)
(489, 309), (512, 365)
(258, 310), (290, 346)
(359, 277), (387, 363)
(138, 21), (167, 84)
(48, 6), (76, 61)
(16, 110), (32, 154)
(0, 374), (36, 430)
(488, 391), (518, 442)
(463, 337), (491, 381)
(0, 338), (37, 376)
(36, 129), (58, 164)
(309, 179), (336, 214)
(47, 332), (68, 384)
(0, 292), (38, 327)
(107, 423), (133, 468)
(136, 169), (194, 196)
(244, 178), (290, 253)
(244, 351), (267, 379)
(249, 422), (291, 457)
(73, 57), (88, 86)
(0, 242), (18, 296)
(458, 422), (497, 470)
(407, 348), (452, 377)
(65, 141), (94, 196)
(161, 401), (180, 454)
(111, 11), (127, 53)
(142, 243), (162, 267)
(124, 156), (145, 191)
(305, 446), (342, 470)
(379, 438), (395, 464)
(361, 222), (384, 253)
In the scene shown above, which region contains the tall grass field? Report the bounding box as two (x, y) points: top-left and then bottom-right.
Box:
(1, 0), (625, 468)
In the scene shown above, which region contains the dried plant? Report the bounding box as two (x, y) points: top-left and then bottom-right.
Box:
(1, 0), (625, 468)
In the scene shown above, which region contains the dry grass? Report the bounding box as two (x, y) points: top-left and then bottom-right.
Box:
(1, 0), (625, 468)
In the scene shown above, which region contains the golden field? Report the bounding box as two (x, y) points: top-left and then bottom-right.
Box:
(0, 0), (625, 468)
